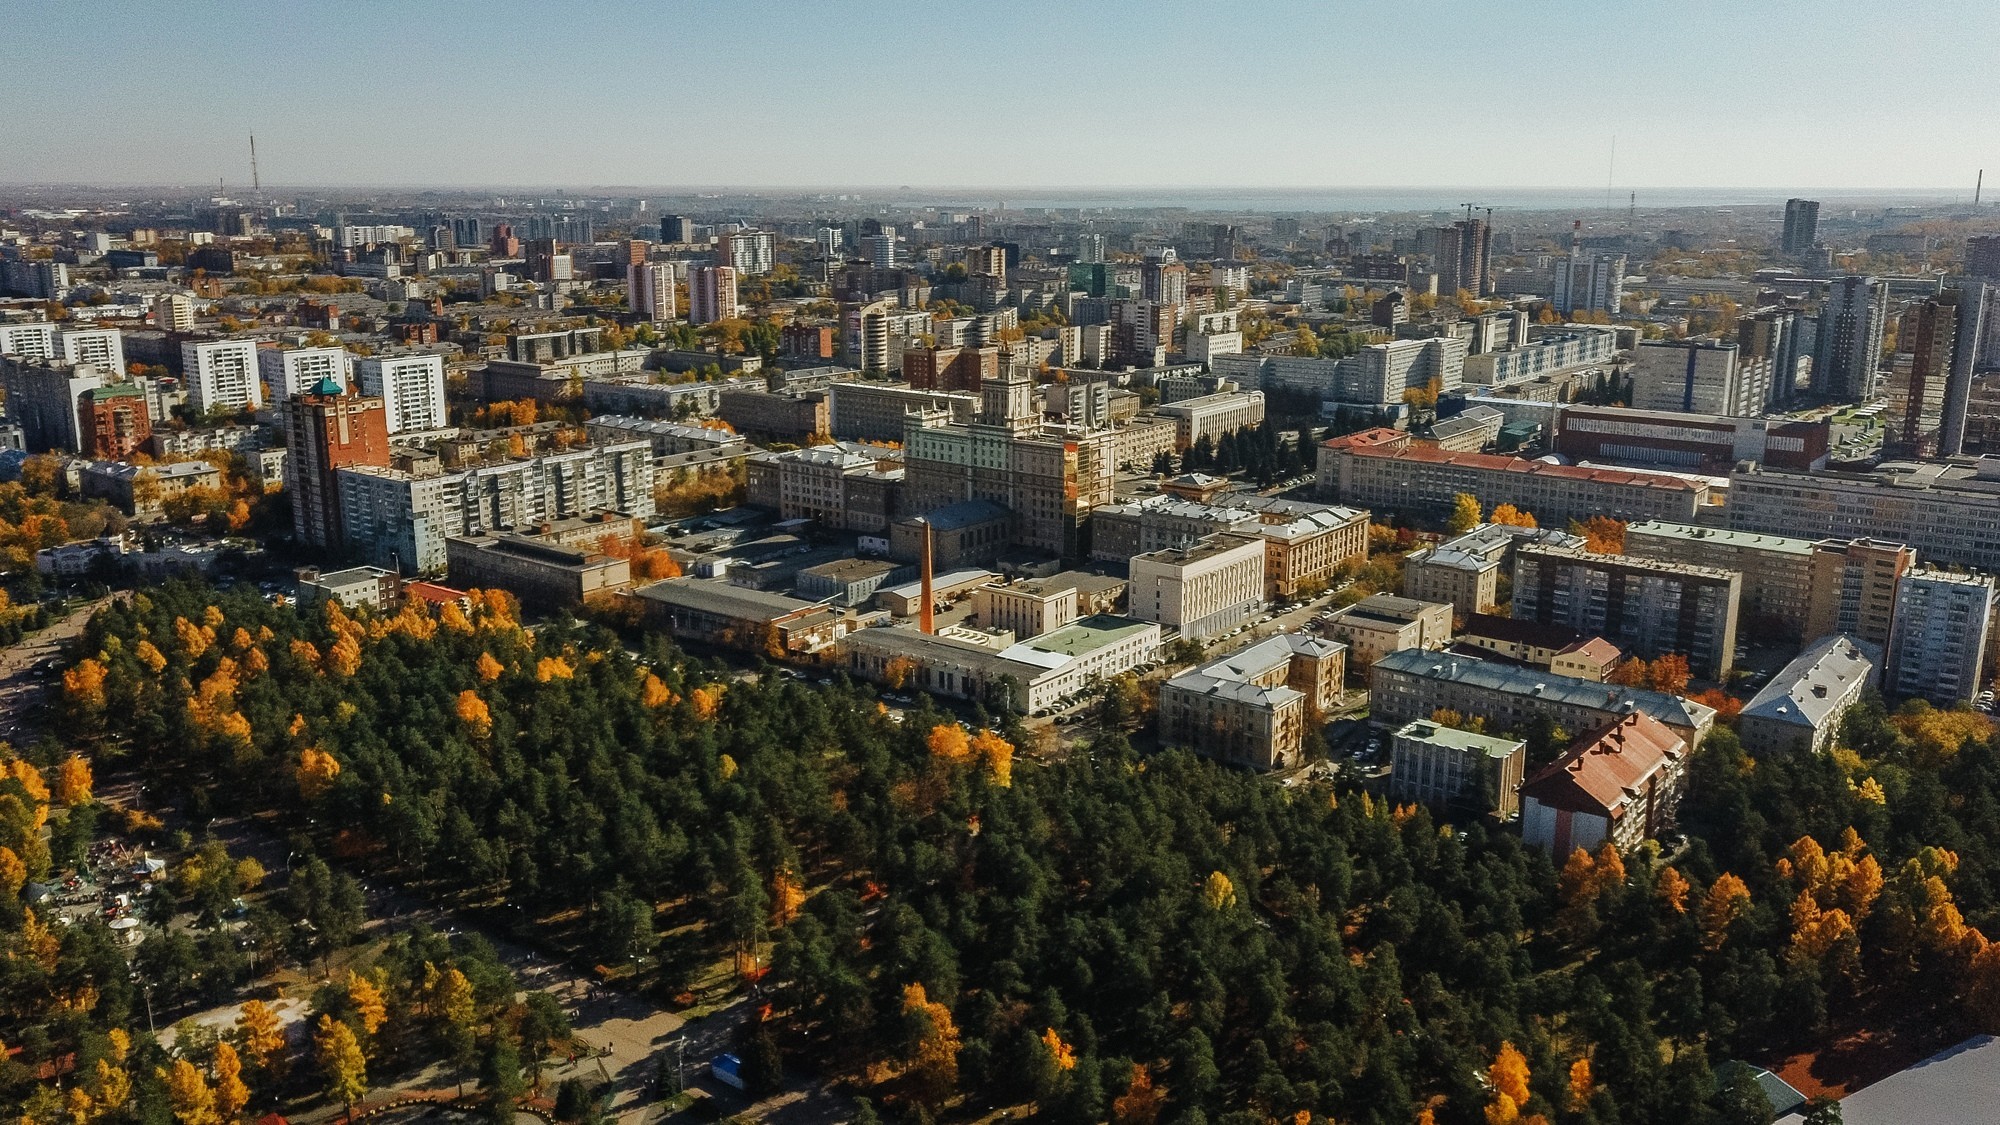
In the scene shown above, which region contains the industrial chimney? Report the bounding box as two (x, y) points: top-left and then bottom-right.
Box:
(918, 517), (935, 634)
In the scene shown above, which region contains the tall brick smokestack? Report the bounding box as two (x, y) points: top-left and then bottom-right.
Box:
(919, 517), (935, 634)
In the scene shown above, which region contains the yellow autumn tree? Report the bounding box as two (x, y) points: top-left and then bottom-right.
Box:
(534, 656), (574, 682)
(1041, 1027), (1077, 1071)
(211, 1042), (248, 1121)
(295, 747), (341, 800)
(640, 671), (675, 709)
(55, 755), (93, 806)
(1111, 1064), (1164, 1125)
(326, 633), (362, 677)
(1484, 1041), (1531, 1125)
(1566, 1057), (1594, 1111)
(926, 723), (972, 764)
(174, 617), (213, 659)
(237, 1000), (287, 1076)
(63, 658), (107, 710)
(1446, 493), (1482, 535)
(136, 639), (167, 673)
(1656, 867), (1691, 914)
(1204, 870), (1237, 911)
(475, 652), (505, 682)
(159, 1058), (219, 1125)
(771, 868), (805, 927)
(0, 846), (25, 896)
(971, 730), (1013, 787)
(1701, 872), (1752, 951)
(901, 983), (960, 1108)
(347, 970), (388, 1037)
(91, 1059), (132, 1117)
(455, 690), (492, 739)
(313, 1015), (367, 1114)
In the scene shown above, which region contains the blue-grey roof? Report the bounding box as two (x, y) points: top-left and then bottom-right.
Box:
(1372, 649), (1717, 732)
(1740, 633), (1879, 732)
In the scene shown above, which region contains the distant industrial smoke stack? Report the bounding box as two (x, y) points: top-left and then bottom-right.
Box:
(918, 518), (935, 635)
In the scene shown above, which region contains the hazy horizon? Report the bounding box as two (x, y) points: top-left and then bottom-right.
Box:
(6, 0), (1996, 193)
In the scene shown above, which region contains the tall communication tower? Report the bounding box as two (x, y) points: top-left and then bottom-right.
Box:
(249, 133), (261, 194)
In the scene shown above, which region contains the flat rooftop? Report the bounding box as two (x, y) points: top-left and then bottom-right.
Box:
(1393, 720), (1524, 758)
(1626, 520), (1818, 555)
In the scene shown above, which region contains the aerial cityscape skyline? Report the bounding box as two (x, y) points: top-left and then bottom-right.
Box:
(10, 5), (2000, 1123)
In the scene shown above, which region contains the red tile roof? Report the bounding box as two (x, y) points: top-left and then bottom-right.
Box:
(1325, 431), (1702, 491)
(1521, 712), (1685, 820)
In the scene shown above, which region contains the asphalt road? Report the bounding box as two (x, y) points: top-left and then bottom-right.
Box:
(0, 595), (117, 741)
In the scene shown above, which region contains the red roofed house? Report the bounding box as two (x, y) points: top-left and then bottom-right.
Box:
(1520, 711), (1688, 856)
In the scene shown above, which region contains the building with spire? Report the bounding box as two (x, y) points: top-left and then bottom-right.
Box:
(903, 361), (1120, 559)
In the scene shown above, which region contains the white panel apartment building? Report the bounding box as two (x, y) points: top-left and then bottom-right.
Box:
(258, 345), (351, 404)
(337, 440), (655, 572)
(182, 338), (263, 413)
(57, 328), (125, 374)
(356, 352), (448, 433)
(2, 324), (126, 375)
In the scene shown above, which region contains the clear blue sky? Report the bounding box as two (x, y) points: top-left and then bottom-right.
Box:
(4, 0), (1994, 191)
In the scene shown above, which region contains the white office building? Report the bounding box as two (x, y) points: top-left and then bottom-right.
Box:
(181, 338), (263, 413)
(356, 352), (448, 434)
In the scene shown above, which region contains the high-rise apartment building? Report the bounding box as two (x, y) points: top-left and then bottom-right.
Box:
(1737, 306), (1804, 408)
(1967, 234), (2000, 280)
(1811, 275), (1888, 401)
(0, 322), (57, 360)
(659, 215), (690, 244)
(1940, 280), (1990, 457)
(1782, 198), (1821, 255)
(966, 244), (1008, 280)
(859, 233), (897, 270)
(1552, 229), (1625, 317)
(80, 385), (151, 460)
(355, 352), (448, 434)
(721, 229), (775, 276)
(1511, 543), (1742, 680)
(689, 266), (738, 326)
(57, 328), (124, 374)
(181, 338), (263, 413)
(1436, 217), (1493, 297)
(258, 344), (350, 405)
(155, 292), (196, 333)
(1884, 569), (1996, 705)
(1075, 233), (1107, 265)
(1883, 291), (1960, 458)
(285, 383), (391, 552)
(1140, 250), (1188, 308)
(0, 356), (101, 452)
(1802, 538), (1914, 648)
(628, 262), (677, 321)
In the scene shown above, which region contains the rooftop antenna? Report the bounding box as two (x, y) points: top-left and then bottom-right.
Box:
(250, 133), (260, 195)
